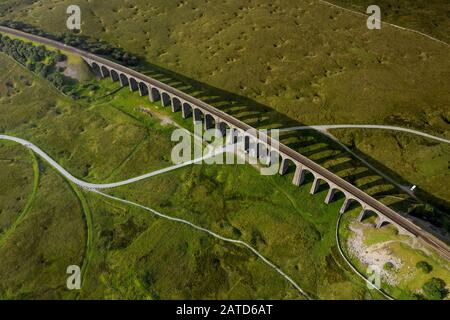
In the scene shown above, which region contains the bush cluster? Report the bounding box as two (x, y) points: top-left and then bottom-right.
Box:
(0, 33), (68, 91)
(1, 20), (139, 66)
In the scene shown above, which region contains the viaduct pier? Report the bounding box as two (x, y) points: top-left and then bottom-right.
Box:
(1, 26), (449, 261)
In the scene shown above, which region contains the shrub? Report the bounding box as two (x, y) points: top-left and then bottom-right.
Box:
(422, 278), (448, 300)
(383, 262), (395, 271)
(416, 261), (432, 274)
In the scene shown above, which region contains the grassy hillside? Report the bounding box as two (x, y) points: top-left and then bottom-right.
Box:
(0, 14), (448, 298)
(0, 143), (35, 243)
(1, 0), (448, 212)
(0, 50), (372, 299)
(1, 0), (448, 129)
(339, 210), (450, 300)
(0, 50), (381, 299)
(0, 52), (176, 182)
(327, 0), (450, 43)
(81, 192), (304, 299)
(0, 161), (85, 299)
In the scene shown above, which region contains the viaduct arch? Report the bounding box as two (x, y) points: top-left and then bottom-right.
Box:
(3, 25), (448, 258)
(79, 55), (450, 250)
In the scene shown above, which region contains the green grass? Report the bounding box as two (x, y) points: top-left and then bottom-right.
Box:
(0, 161), (85, 299)
(2, 0), (448, 129)
(0, 53), (176, 183)
(69, 182), (94, 290)
(333, 128), (450, 209)
(0, 149), (39, 247)
(0, 143), (35, 242)
(339, 211), (450, 299)
(105, 159), (383, 299)
(362, 224), (408, 246)
(79, 191), (304, 299)
(0, 51), (378, 299)
(0, 24), (448, 299)
(2, 0), (448, 218)
(327, 0), (450, 43)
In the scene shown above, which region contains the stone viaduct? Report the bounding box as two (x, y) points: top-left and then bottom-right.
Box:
(84, 56), (407, 234)
(3, 25), (447, 259)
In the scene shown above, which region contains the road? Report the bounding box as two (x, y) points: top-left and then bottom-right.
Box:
(95, 190), (310, 298)
(0, 135), (228, 190)
(317, 0), (449, 47)
(0, 134), (309, 298)
(279, 124), (450, 144)
(334, 213), (394, 300)
(1, 26), (449, 261)
(279, 124), (450, 197)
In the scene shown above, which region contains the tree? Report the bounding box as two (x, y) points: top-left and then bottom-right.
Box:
(39, 65), (50, 78)
(383, 262), (395, 271)
(416, 261), (432, 274)
(55, 53), (66, 62)
(422, 278), (448, 300)
(33, 62), (44, 74)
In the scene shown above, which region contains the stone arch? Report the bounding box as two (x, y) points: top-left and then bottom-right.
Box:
(119, 73), (129, 87)
(129, 77), (139, 91)
(257, 148), (280, 167)
(161, 92), (171, 107)
(193, 108), (204, 123)
(324, 186), (346, 204)
(295, 166), (315, 186)
(339, 197), (364, 214)
(100, 65), (110, 78)
(226, 127), (239, 145)
(242, 134), (251, 153)
(172, 97), (182, 113)
(279, 157), (296, 175)
(91, 62), (101, 76)
(110, 69), (120, 82)
(182, 102), (192, 118)
(376, 219), (392, 229)
(310, 176), (330, 195)
(357, 208), (380, 223)
(256, 142), (271, 165)
(217, 121), (228, 137)
(150, 87), (161, 102)
(205, 113), (215, 130)
(244, 131), (260, 158)
(230, 129), (247, 151)
(138, 82), (148, 96)
(267, 149), (281, 167)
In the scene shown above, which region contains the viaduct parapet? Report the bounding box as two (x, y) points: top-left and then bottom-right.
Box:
(1, 26), (449, 260)
(82, 56), (416, 237)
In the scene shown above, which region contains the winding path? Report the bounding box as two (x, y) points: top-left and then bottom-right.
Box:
(279, 124), (450, 145)
(0, 134), (309, 299)
(94, 189), (310, 298)
(279, 124), (450, 197)
(317, 0), (449, 47)
(334, 213), (394, 300)
(2, 26), (449, 261)
(0, 135), (229, 190)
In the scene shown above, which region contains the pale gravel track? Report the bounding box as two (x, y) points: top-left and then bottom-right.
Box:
(93, 189), (310, 299)
(278, 124), (450, 197)
(279, 124), (450, 145)
(317, 0), (449, 47)
(0, 134), (228, 190)
(0, 134), (310, 299)
(335, 213), (394, 300)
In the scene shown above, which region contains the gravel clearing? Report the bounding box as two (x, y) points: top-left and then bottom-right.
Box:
(347, 222), (403, 286)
